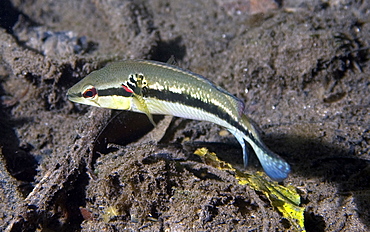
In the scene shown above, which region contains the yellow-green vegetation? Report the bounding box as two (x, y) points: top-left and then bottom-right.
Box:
(102, 205), (120, 223)
(194, 147), (305, 232)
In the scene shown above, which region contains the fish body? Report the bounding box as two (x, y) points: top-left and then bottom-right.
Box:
(67, 60), (290, 181)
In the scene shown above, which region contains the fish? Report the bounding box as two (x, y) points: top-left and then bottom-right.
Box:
(67, 60), (290, 181)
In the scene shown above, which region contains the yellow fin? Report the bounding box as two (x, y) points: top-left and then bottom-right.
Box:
(133, 93), (156, 126)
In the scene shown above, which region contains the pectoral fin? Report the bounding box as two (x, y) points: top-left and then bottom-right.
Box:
(133, 93), (156, 127)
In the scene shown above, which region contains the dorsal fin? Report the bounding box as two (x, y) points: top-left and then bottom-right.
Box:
(236, 99), (245, 117)
(166, 55), (178, 66)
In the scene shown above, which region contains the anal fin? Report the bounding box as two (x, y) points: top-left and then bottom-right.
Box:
(228, 128), (249, 167)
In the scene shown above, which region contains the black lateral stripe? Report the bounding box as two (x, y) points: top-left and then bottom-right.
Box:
(99, 87), (133, 97)
(145, 89), (250, 138)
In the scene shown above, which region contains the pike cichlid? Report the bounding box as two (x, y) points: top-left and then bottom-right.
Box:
(67, 60), (290, 181)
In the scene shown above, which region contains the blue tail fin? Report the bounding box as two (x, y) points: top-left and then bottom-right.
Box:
(229, 115), (291, 181)
(247, 139), (290, 181)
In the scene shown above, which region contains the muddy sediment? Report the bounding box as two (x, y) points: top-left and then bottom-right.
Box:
(0, 0), (369, 231)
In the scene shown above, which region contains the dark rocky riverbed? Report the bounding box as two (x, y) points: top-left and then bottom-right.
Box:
(0, 0), (369, 231)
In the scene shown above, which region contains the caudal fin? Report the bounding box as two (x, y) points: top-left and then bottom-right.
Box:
(248, 140), (290, 181)
(231, 115), (291, 181)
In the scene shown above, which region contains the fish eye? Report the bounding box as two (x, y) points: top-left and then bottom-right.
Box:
(82, 86), (98, 99)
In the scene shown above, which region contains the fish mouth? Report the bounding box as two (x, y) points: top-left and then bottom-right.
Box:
(66, 90), (81, 102)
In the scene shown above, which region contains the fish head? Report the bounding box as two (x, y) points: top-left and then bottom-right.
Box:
(67, 65), (134, 110)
